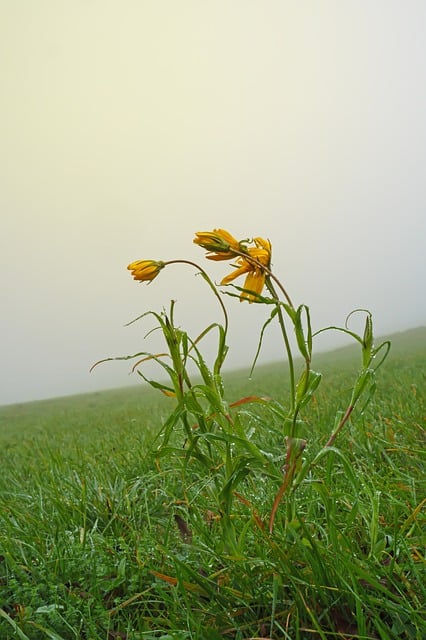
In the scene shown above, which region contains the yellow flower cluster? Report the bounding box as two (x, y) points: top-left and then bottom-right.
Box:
(192, 229), (243, 261)
(194, 229), (271, 302)
(126, 229), (271, 302)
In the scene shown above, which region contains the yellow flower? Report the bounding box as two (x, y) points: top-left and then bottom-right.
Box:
(221, 237), (271, 302)
(127, 260), (165, 283)
(193, 228), (242, 261)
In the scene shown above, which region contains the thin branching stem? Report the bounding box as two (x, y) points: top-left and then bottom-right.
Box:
(325, 404), (354, 448)
(164, 259), (229, 334)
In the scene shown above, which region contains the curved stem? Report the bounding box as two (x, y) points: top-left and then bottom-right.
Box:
(164, 259), (229, 334)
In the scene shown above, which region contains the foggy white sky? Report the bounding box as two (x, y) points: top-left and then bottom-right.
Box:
(1, 1), (425, 405)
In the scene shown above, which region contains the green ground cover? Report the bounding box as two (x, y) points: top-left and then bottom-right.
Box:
(0, 328), (425, 639)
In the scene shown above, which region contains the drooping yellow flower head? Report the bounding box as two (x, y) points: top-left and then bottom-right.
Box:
(193, 228), (243, 261)
(221, 236), (272, 303)
(194, 229), (272, 302)
(127, 260), (165, 283)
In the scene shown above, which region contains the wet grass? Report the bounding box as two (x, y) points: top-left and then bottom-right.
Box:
(0, 328), (425, 639)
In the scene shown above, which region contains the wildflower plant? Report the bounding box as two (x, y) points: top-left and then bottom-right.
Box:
(93, 229), (390, 553)
(91, 230), (403, 640)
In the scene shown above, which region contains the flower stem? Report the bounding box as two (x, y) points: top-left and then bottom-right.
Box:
(164, 259), (229, 334)
(265, 277), (295, 412)
(325, 404), (354, 448)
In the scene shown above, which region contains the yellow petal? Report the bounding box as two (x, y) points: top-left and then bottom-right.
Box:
(127, 260), (164, 282)
(220, 262), (252, 285)
(240, 270), (265, 302)
(193, 228), (241, 255)
(253, 237), (271, 253)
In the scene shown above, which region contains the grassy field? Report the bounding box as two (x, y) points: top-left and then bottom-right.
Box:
(0, 328), (425, 639)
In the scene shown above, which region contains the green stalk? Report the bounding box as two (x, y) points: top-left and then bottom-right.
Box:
(164, 259), (229, 335)
(265, 276), (296, 412)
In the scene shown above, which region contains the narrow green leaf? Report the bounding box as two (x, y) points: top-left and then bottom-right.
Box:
(0, 609), (31, 640)
(250, 306), (278, 376)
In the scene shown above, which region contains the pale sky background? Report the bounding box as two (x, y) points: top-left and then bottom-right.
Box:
(1, 1), (425, 406)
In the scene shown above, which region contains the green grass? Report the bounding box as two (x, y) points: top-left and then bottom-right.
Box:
(0, 328), (425, 639)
